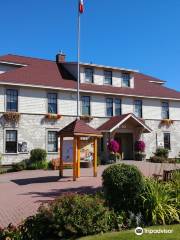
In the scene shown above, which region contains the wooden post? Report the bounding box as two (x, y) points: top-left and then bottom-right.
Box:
(73, 137), (77, 181)
(59, 136), (63, 177)
(76, 136), (81, 178)
(93, 137), (98, 177)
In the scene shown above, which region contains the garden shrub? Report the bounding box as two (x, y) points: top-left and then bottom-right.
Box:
(154, 148), (169, 158)
(102, 164), (145, 213)
(141, 178), (180, 225)
(11, 160), (28, 172)
(27, 161), (48, 170)
(0, 224), (22, 240)
(30, 148), (47, 163)
(21, 193), (118, 239)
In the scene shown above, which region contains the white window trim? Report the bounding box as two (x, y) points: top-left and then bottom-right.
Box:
(4, 128), (18, 155)
(133, 99), (143, 118)
(4, 87), (19, 112)
(46, 129), (59, 154)
(81, 95), (91, 116)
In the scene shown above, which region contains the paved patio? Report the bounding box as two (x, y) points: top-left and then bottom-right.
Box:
(0, 161), (179, 228)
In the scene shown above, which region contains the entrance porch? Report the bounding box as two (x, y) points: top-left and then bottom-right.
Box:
(97, 113), (152, 161)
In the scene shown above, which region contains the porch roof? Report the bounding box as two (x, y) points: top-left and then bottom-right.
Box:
(97, 113), (152, 133)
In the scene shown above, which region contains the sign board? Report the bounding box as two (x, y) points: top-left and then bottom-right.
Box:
(62, 139), (73, 163)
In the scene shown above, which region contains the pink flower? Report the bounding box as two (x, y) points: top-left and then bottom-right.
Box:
(135, 141), (145, 152)
(107, 140), (120, 153)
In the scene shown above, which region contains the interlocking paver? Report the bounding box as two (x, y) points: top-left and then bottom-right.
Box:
(0, 162), (179, 227)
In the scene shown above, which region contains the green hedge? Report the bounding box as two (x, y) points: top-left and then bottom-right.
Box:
(102, 164), (145, 213)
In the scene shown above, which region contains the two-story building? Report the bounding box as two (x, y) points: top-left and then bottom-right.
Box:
(0, 53), (180, 164)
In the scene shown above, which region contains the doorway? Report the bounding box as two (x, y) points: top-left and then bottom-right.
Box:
(114, 133), (134, 160)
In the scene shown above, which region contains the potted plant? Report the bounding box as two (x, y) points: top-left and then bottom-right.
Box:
(3, 112), (21, 123)
(134, 140), (146, 161)
(107, 139), (120, 163)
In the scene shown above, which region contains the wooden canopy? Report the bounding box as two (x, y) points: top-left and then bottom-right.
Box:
(58, 119), (102, 181)
(58, 119), (102, 137)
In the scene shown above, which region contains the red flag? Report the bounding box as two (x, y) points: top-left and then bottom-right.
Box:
(79, 0), (84, 13)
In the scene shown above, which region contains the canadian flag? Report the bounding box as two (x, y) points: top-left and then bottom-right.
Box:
(79, 0), (84, 13)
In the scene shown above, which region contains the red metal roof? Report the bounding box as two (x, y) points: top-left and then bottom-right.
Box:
(58, 119), (102, 137)
(0, 54), (180, 100)
(97, 113), (152, 133)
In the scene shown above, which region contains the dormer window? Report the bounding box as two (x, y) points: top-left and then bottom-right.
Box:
(85, 68), (93, 83)
(122, 73), (130, 87)
(104, 70), (112, 85)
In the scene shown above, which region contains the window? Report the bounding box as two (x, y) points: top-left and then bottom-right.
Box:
(162, 102), (169, 119)
(5, 130), (17, 153)
(104, 70), (112, 85)
(106, 98), (113, 116)
(81, 96), (90, 115)
(48, 131), (58, 152)
(85, 68), (93, 83)
(6, 89), (18, 112)
(164, 133), (171, 150)
(134, 100), (142, 118)
(48, 93), (57, 114)
(122, 73), (130, 87)
(115, 99), (121, 116)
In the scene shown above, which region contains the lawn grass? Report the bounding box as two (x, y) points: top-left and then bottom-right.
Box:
(79, 224), (180, 240)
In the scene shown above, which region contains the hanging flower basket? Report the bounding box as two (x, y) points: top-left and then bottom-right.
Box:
(160, 119), (174, 127)
(3, 112), (21, 123)
(45, 114), (62, 120)
(80, 115), (94, 122)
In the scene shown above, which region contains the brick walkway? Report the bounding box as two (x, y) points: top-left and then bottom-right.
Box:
(0, 161), (179, 228)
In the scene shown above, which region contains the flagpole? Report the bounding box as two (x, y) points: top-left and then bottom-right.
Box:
(77, 1), (81, 119)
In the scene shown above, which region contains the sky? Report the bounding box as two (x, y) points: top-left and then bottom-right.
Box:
(0, 0), (180, 90)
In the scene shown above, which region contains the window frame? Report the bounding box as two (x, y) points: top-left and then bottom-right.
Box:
(106, 98), (113, 117)
(47, 92), (58, 114)
(6, 89), (18, 112)
(5, 129), (18, 154)
(81, 96), (91, 116)
(122, 73), (131, 87)
(104, 70), (112, 85)
(164, 132), (171, 150)
(84, 68), (94, 83)
(162, 102), (169, 119)
(134, 99), (143, 118)
(47, 130), (58, 153)
(115, 98), (122, 116)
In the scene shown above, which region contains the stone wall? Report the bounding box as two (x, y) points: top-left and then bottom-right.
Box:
(0, 114), (180, 164)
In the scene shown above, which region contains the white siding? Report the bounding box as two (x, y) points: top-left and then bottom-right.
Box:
(143, 99), (161, 119)
(122, 97), (134, 114)
(59, 92), (77, 116)
(92, 68), (104, 85)
(0, 86), (4, 112)
(19, 88), (46, 114)
(91, 95), (105, 117)
(113, 71), (121, 87)
(170, 101), (180, 120)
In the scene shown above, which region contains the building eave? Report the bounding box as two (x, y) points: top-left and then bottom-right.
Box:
(0, 81), (180, 101)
